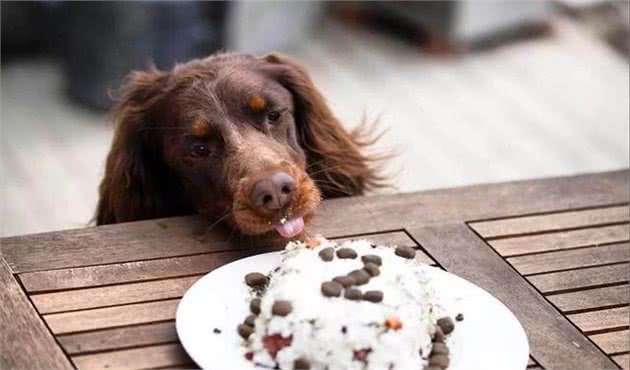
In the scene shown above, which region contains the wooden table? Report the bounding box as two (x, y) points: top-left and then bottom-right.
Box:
(1, 170), (628, 370)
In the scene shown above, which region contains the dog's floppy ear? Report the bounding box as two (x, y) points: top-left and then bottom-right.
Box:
(95, 67), (171, 225)
(261, 53), (384, 198)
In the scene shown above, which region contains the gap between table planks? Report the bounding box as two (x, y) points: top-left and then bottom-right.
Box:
(2, 170), (627, 274)
(1, 170), (627, 370)
(469, 200), (629, 369)
(407, 223), (620, 370)
(40, 231), (434, 370)
(0, 256), (73, 370)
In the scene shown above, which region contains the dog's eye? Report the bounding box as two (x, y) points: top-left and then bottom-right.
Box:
(190, 144), (210, 157)
(267, 111), (281, 122)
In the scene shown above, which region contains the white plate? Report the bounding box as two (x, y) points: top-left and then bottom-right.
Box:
(176, 252), (529, 370)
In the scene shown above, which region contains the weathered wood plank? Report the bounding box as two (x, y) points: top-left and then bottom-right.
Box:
(32, 275), (201, 314)
(527, 263), (629, 293)
(19, 232), (431, 293)
(335, 231), (436, 265)
(1, 216), (240, 274)
(334, 231), (415, 247)
(0, 257), (73, 370)
(407, 224), (618, 370)
(547, 285), (629, 312)
(58, 321), (178, 355)
(590, 329), (630, 354)
(489, 224), (630, 257)
(2, 170), (627, 273)
(357, 170), (629, 236)
(568, 306), (630, 333)
(19, 248), (275, 293)
(613, 353), (630, 370)
(508, 243), (629, 275)
(71, 343), (192, 370)
(470, 205), (629, 238)
(44, 299), (179, 334)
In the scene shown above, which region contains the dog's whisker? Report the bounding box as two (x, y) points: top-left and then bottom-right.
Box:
(306, 164), (349, 178)
(304, 159), (327, 172)
(312, 183), (355, 196)
(313, 182), (350, 193)
(312, 178), (348, 186)
(207, 211), (233, 233)
(315, 188), (353, 197)
(297, 164), (346, 184)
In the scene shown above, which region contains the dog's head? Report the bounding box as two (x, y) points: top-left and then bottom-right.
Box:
(96, 53), (380, 238)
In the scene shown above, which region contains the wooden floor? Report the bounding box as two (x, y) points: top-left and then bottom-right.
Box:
(1, 16), (628, 237)
(1, 170), (627, 370)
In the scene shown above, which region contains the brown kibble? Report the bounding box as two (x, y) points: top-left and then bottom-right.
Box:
(245, 272), (268, 288)
(433, 326), (445, 343)
(321, 281), (343, 297)
(455, 313), (464, 322)
(318, 247), (334, 261)
(306, 239), (320, 249)
(361, 254), (382, 266)
(362, 290), (384, 303)
(272, 300), (293, 316)
(384, 317), (403, 330)
(294, 357), (311, 369)
(394, 246), (416, 259)
(353, 348), (372, 363)
(363, 262), (380, 276)
(348, 269), (370, 285)
(431, 342), (449, 355)
(337, 247), (358, 259)
(429, 354), (450, 368)
(437, 317), (455, 335)
(344, 288), (362, 300)
(244, 315), (256, 327)
(237, 323), (254, 339)
(250, 298), (261, 315)
(333, 275), (356, 287)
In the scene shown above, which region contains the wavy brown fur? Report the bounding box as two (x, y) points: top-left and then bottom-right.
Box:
(95, 52), (386, 229)
(263, 53), (386, 198)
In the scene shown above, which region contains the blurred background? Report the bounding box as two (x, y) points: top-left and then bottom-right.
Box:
(1, 0), (628, 237)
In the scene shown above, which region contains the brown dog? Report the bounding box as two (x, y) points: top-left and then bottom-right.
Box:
(96, 52), (382, 238)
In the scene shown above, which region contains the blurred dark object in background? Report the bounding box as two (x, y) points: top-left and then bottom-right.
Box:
(1, 1), (50, 58)
(1, 1), (323, 111)
(56, 1), (226, 110)
(2, 1), (627, 112)
(1, 1), (227, 110)
(557, 0), (630, 59)
(331, 1), (552, 53)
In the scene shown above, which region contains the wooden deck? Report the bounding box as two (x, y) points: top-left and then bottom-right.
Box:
(1, 170), (628, 370)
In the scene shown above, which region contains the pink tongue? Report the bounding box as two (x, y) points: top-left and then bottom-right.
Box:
(274, 217), (305, 238)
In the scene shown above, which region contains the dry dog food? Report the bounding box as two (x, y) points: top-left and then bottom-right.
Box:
(238, 238), (457, 370)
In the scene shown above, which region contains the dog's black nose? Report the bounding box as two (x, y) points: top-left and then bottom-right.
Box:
(250, 171), (296, 210)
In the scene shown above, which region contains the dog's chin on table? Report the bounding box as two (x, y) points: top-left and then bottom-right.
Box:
(193, 211), (315, 248)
